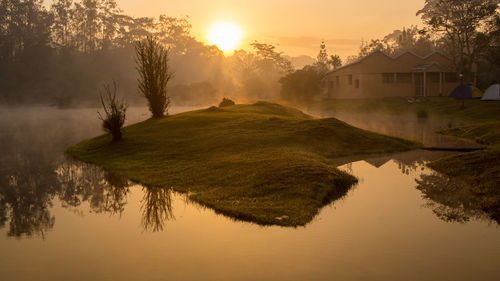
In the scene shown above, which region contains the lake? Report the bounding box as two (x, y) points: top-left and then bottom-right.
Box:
(0, 106), (498, 281)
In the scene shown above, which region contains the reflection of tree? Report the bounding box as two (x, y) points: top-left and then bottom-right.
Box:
(141, 187), (174, 232)
(55, 160), (130, 216)
(416, 173), (492, 223)
(0, 146), (59, 238)
(0, 155), (131, 238)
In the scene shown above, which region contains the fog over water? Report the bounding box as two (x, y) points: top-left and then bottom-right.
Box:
(0, 106), (499, 281)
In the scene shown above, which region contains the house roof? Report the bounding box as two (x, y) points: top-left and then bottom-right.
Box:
(412, 61), (450, 72)
(327, 50), (450, 75)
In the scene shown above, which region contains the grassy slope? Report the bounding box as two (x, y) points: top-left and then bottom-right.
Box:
(68, 102), (420, 226)
(428, 122), (500, 220)
(314, 97), (500, 123)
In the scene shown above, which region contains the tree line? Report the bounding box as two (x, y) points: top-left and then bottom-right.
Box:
(0, 0), (300, 106)
(1, 0), (500, 107)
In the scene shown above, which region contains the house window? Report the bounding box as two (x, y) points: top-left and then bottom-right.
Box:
(382, 73), (395, 84)
(355, 79), (360, 88)
(445, 72), (458, 83)
(336, 76), (340, 86)
(396, 73), (412, 83)
(348, 75), (353, 85)
(329, 80), (334, 89)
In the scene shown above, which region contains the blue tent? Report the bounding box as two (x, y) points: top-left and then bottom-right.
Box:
(449, 84), (472, 99)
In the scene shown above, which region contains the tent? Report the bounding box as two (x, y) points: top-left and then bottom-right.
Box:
(449, 85), (472, 99)
(471, 86), (483, 98)
(449, 84), (483, 99)
(482, 84), (500, 101)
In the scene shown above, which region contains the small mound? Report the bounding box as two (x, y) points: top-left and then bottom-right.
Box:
(67, 102), (420, 226)
(204, 106), (225, 112)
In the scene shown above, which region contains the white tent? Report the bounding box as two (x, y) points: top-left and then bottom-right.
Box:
(482, 84), (500, 100)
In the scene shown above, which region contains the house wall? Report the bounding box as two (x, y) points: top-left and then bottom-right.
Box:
(326, 51), (461, 99)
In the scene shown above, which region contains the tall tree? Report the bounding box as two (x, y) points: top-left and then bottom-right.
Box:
(135, 36), (173, 118)
(99, 0), (120, 50)
(250, 41), (294, 74)
(417, 0), (499, 78)
(51, 0), (73, 49)
(316, 41), (329, 72)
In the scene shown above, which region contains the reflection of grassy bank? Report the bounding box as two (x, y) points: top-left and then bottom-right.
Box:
(313, 97), (500, 123)
(314, 97), (499, 221)
(67, 102), (419, 226)
(428, 122), (500, 221)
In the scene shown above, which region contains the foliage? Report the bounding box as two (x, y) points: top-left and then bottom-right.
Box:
(417, 0), (499, 78)
(279, 65), (323, 104)
(316, 41), (329, 73)
(250, 41), (294, 74)
(97, 81), (127, 141)
(328, 54), (342, 69)
(0, 0), (229, 106)
(135, 36), (173, 118)
(219, 97), (235, 107)
(354, 26), (437, 60)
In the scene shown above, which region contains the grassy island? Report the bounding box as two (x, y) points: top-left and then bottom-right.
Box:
(68, 102), (420, 226)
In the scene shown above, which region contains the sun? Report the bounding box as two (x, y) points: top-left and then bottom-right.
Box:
(207, 22), (243, 53)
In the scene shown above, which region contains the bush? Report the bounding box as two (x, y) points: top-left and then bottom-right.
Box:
(98, 82), (127, 141)
(135, 36), (173, 118)
(219, 97), (235, 107)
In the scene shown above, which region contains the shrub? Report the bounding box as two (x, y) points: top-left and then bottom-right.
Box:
(219, 97), (235, 107)
(98, 82), (127, 141)
(135, 36), (173, 118)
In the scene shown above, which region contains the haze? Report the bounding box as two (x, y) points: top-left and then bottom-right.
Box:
(116, 0), (424, 57)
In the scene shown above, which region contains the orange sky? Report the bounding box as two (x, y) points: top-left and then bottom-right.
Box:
(118, 0), (425, 58)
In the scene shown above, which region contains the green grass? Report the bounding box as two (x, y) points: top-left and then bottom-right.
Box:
(67, 101), (420, 226)
(437, 122), (500, 146)
(428, 122), (500, 221)
(314, 97), (500, 123)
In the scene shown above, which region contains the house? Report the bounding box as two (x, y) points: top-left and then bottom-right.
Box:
(326, 51), (473, 99)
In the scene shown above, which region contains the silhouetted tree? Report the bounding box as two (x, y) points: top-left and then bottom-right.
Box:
(279, 65), (322, 104)
(98, 81), (127, 141)
(328, 54), (342, 69)
(417, 0), (499, 79)
(316, 41), (329, 73)
(135, 36), (173, 118)
(50, 0), (74, 49)
(250, 41), (294, 74)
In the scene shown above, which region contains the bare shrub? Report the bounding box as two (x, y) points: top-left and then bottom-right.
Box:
(98, 82), (127, 141)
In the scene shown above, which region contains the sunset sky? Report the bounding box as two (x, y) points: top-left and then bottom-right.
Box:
(118, 0), (425, 58)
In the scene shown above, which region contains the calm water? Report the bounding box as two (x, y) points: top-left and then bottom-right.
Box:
(1, 107), (499, 281)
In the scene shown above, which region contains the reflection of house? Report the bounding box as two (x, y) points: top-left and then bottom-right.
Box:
(326, 51), (471, 98)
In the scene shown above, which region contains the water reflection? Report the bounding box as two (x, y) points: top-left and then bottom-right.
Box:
(0, 107), (178, 238)
(0, 155), (178, 238)
(416, 173), (488, 223)
(339, 150), (499, 225)
(0, 107), (495, 241)
(314, 111), (479, 149)
(55, 160), (131, 216)
(141, 187), (174, 232)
